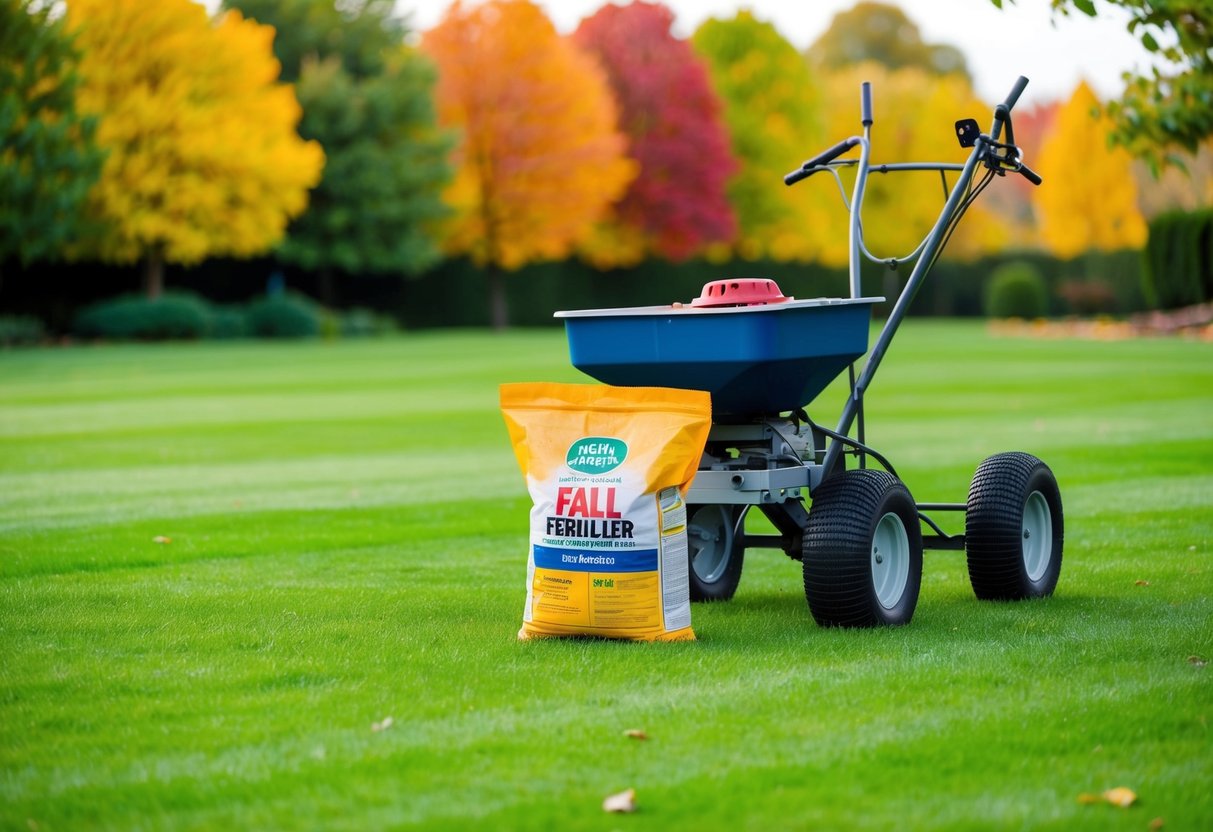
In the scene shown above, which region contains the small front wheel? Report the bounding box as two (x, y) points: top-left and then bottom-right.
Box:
(686, 504), (746, 601)
(803, 470), (923, 627)
(965, 452), (1064, 600)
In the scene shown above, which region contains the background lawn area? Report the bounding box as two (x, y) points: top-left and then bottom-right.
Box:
(1, 322), (1210, 831)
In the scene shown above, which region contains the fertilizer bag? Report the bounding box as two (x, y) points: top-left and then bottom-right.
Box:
(500, 382), (712, 642)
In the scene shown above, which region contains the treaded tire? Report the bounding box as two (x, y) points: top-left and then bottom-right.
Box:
(966, 452), (1064, 600)
(686, 504), (745, 602)
(803, 470), (923, 627)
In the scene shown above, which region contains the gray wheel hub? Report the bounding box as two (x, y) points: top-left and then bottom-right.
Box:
(688, 505), (734, 583)
(872, 511), (910, 609)
(1022, 490), (1053, 582)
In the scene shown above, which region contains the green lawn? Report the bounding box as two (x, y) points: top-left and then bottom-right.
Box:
(1, 323), (1210, 831)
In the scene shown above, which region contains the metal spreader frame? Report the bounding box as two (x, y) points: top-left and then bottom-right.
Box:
(559, 76), (1063, 628)
(685, 77), (1042, 540)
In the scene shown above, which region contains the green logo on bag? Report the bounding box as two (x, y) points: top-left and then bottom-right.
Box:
(567, 437), (627, 474)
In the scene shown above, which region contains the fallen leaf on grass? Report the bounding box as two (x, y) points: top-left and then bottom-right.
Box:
(371, 716), (393, 733)
(622, 728), (648, 740)
(1077, 787), (1137, 808)
(1103, 787), (1137, 807)
(1135, 580), (1150, 586)
(1187, 655), (1207, 667)
(152, 536), (172, 544)
(1149, 818), (1164, 830)
(602, 788), (636, 813)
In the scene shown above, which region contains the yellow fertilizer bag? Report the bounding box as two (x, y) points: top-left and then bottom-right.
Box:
(500, 382), (712, 642)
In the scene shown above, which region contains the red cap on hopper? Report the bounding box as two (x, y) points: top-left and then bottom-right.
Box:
(690, 278), (791, 308)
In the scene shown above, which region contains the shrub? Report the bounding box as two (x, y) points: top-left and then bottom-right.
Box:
(983, 261), (1049, 319)
(0, 314), (46, 346)
(245, 292), (323, 338)
(74, 292), (213, 340)
(1143, 209), (1213, 309)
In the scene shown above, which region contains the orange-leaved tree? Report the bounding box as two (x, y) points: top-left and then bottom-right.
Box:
(66, 0), (324, 297)
(1034, 81), (1147, 259)
(422, 0), (635, 329)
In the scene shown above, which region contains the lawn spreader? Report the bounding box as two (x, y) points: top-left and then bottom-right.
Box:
(555, 77), (1063, 628)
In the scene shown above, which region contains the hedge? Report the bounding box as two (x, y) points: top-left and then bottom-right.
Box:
(1143, 209), (1213, 310)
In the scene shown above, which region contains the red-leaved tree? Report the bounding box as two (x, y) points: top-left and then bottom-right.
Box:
(573, 1), (736, 265)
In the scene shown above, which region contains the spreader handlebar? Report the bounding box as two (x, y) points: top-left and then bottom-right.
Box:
(987, 76), (1042, 185)
(784, 136), (862, 186)
(992, 75), (1029, 143)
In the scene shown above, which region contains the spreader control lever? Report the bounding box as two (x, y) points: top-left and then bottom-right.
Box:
(784, 136), (862, 186)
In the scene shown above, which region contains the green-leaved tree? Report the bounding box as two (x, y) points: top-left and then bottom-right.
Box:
(224, 0), (453, 300)
(0, 0), (103, 284)
(993, 0), (1213, 170)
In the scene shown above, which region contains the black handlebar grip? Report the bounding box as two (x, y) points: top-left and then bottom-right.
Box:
(992, 76), (1029, 142)
(785, 137), (861, 186)
(784, 167), (813, 186)
(861, 81), (873, 127)
(1018, 162), (1043, 186)
(806, 137), (861, 169)
(1001, 76), (1030, 114)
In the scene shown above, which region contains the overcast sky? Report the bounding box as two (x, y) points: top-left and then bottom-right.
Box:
(392, 0), (1150, 105)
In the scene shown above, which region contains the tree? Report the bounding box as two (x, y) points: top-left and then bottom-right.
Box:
(993, 0), (1213, 169)
(222, 0), (404, 84)
(66, 0), (324, 298)
(224, 0), (451, 300)
(286, 55), (451, 292)
(572, 1), (736, 266)
(422, 0), (635, 329)
(808, 2), (970, 81)
(0, 0), (103, 280)
(1034, 81), (1147, 258)
(691, 12), (829, 262)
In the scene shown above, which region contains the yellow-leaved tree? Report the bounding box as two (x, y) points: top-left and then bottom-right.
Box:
(423, 0), (636, 329)
(1034, 81), (1147, 259)
(67, 0), (324, 297)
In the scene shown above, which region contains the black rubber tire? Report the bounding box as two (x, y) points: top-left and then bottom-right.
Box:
(803, 470), (923, 628)
(686, 504), (745, 602)
(966, 452), (1064, 600)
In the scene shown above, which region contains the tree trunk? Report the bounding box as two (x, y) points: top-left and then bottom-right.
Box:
(488, 265), (509, 331)
(143, 251), (164, 299)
